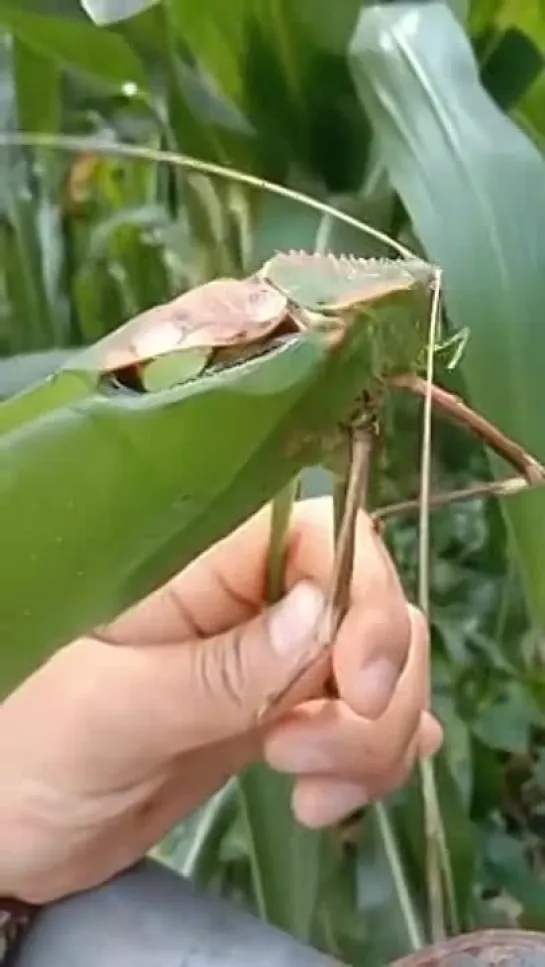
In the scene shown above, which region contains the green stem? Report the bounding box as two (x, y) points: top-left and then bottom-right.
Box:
(374, 802), (424, 951)
(266, 476), (300, 604)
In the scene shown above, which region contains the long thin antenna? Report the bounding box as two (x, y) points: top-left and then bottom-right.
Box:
(417, 271), (459, 941)
(418, 271), (442, 616)
(0, 131), (418, 260)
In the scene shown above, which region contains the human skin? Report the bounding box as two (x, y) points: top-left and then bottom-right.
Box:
(0, 498), (441, 905)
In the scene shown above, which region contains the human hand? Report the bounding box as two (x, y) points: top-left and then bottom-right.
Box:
(0, 498), (441, 904)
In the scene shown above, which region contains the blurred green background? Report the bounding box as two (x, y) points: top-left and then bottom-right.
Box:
(2, 1), (545, 963)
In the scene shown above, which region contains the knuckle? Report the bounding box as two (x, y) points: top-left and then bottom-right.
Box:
(197, 627), (247, 714)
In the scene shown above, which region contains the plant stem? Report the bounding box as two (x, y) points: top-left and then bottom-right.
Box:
(260, 421), (373, 720)
(266, 476), (300, 604)
(373, 474), (538, 522)
(374, 802), (425, 951)
(318, 424), (373, 645)
(392, 373), (545, 484)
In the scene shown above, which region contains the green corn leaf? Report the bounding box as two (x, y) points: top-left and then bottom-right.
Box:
(12, 37), (61, 134)
(349, 1), (545, 628)
(238, 764), (337, 943)
(0, 350), (74, 399)
(0, 1), (85, 16)
(0, 263), (431, 698)
(0, 7), (147, 90)
(0, 328), (350, 695)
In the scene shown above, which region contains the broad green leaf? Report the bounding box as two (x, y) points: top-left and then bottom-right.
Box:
(165, 0), (369, 191)
(480, 27), (544, 110)
(481, 828), (545, 928)
(251, 195), (322, 273)
(515, 69), (545, 152)
(0, 8), (146, 90)
(238, 764), (337, 942)
(291, 0), (361, 55)
(0, 0), (86, 17)
(473, 698), (530, 754)
(0, 351), (74, 399)
(349, 1), (545, 628)
(1, 297), (409, 694)
(472, 681), (542, 753)
(495, 0), (545, 49)
(12, 37), (61, 133)
(80, 0), (160, 24)
(165, 0), (302, 115)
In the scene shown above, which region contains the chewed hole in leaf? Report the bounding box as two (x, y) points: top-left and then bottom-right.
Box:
(102, 348), (211, 395)
(141, 348), (210, 391)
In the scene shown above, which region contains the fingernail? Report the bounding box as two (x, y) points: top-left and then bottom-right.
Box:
(268, 580), (325, 660)
(295, 780), (369, 828)
(358, 657), (399, 718)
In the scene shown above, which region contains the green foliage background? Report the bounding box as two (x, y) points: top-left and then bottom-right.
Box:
(2, 0), (545, 963)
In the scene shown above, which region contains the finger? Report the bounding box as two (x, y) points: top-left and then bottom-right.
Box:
(264, 608), (430, 780)
(374, 606), (430, 771)
(103, 497), (399, 646)
(332, 592), (411, 721)
(291, 735), (420, 828)
(266, 705), (441, 781)
(265, 699), (427, 779)
(293, 778), (369, 828)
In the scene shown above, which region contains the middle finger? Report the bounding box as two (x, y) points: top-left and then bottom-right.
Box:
(264, 608), (430, 781)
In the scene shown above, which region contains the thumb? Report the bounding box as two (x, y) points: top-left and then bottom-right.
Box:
(182, 579), (326, 746)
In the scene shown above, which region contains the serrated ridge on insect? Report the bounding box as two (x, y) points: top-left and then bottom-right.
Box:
(260, 249), (436, 314)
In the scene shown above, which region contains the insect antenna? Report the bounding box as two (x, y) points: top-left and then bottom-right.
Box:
(417, 269), (459, 941)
